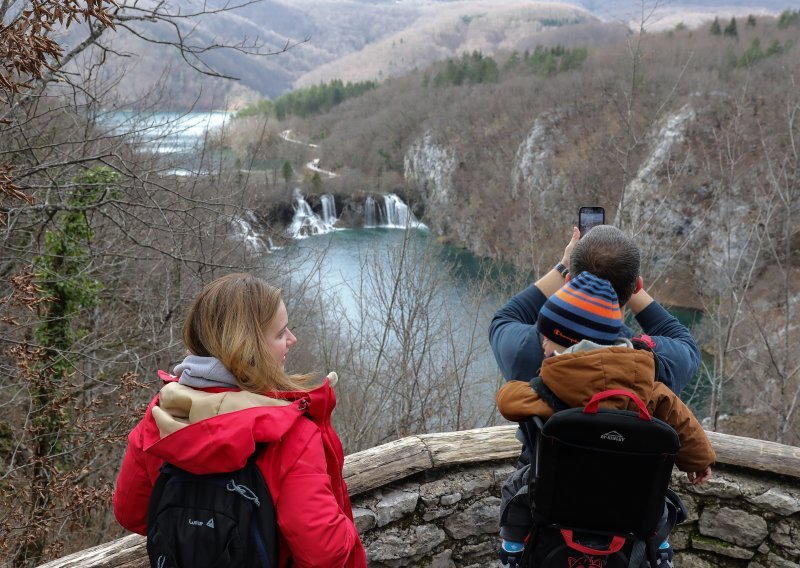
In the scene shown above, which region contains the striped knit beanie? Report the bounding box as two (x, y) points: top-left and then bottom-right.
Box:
(537, 272), (622, 346)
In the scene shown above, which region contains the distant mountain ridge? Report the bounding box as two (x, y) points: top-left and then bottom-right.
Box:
(294, 2), (603, 88)
(84, 0), (798, 109)
(294, 0), (797, 88)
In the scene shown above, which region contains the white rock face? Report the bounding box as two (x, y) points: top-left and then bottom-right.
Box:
(613, 103), (772, 299)
(403, 130), (459, 241)
(404, 131), (456, 206)
(620, 103), (698, 228)
(617, 104), (699, 264)
(511, 113), (561, 201)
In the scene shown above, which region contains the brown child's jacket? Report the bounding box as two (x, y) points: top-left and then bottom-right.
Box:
(496, 345), (716, 473)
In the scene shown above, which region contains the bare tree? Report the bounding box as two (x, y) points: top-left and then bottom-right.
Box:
(290, 228), (502, 454)
(0, 0), (310, 564)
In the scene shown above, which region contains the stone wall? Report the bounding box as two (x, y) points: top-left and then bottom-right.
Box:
(352, 459), (800, 568)
(353, 461), (513, 567)
(341, 425), (800, 568)
(35, 426), (800, 568)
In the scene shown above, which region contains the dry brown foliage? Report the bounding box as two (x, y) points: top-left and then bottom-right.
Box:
(0, 0), (116, 93)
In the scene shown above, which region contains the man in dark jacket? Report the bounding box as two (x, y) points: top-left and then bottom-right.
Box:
(490, 225), (703, 568)
(489, 225), (701, 395)
(495, 272), (712, 568)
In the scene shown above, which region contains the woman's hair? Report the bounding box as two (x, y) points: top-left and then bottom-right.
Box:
(182, 273), (314, 393)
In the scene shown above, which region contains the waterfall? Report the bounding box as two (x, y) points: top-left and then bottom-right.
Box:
(321, 194), (337, 226)
(365, 196), (377, 228)
(231, 213), (268, 253)
(363, 193), (425, 229)
(287, 191), (425, 238)
(382, 193), (423, 229)
(288, 189), (337, 238)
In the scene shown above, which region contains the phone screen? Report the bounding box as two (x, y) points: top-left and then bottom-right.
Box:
(579, 207), (605, 235)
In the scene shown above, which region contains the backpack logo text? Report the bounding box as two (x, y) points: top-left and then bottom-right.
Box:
(600, 430), (625, 442)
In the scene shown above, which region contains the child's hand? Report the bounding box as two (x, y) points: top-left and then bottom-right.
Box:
(687, 466), (712, 485)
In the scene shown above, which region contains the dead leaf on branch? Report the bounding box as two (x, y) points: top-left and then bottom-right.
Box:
(1, 266), (47, 314)
(1, 0), (119, 210)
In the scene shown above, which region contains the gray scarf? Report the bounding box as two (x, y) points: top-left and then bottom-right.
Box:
(174, 355), (239, 389)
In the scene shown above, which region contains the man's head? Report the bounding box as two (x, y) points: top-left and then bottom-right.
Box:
(537, 271), (622, 353)
(570, 225), (641, 305)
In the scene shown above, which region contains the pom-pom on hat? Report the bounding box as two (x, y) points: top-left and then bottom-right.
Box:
(537, 272), (622, 347)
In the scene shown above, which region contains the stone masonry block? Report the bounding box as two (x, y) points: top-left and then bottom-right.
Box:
(376, 489), (419, 527)
(699, 507), (768, 548)
(443, 496), (501, 539)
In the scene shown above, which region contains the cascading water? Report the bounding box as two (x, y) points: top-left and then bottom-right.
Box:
(382, 193), (423, 229)
(288, 189), (337, 238)
(288, 191), (425, 238)
(231, 213), (269, 253)
(363, 194), (424, 229)
(365, 196), (377, 228)
(321, 194), (337, 226)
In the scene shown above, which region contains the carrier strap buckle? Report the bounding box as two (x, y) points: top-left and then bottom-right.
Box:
(560, 529), (626, 556)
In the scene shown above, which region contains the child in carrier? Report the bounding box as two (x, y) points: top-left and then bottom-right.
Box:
(495, 272), (715, 567)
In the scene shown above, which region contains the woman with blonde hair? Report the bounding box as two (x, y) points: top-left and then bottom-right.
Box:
(113, 273), (367, 567)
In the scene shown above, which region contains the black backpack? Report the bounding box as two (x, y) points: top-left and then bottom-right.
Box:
(146, 445), (278, 568)
(519, 389), (686, 568)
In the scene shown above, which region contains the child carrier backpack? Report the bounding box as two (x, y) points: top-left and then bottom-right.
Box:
(520, 389), (686, 568)
(146, 444), (277, 568)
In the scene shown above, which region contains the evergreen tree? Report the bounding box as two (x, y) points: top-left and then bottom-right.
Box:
(26, 166), (113, 563)
(480, 57), (499, 83)
(282, 160), (294, 187)
(237, 79), (378, 120)
(710, 17), (722, 35)
(311, 172), (322, 193)
(778, 9), (799, 29)
(738, 38), (764, 67)
(766, 40), (785, 57)
(504, 51), (521, 71)
(746, 15), (757, 27)
(724, 17), (738, 38)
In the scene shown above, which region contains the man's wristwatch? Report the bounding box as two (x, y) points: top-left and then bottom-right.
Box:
(554, 262), (569, 278)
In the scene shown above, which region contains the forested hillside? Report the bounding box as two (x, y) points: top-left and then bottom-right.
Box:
(225, 10), (800, 449)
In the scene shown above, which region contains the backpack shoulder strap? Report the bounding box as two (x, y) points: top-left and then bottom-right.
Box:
(529, 376), (569, 413)
(631, 334), (663, 381)
(145, 464), (171, 531)
(242, 443), (278, 568)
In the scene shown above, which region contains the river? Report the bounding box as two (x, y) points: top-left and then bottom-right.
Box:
(96, 109), (232, 174)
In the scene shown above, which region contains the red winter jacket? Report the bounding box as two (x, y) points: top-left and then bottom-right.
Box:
(113, 373), (367, 568)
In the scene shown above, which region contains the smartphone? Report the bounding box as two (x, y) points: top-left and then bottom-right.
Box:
(578, 206), (605, 236)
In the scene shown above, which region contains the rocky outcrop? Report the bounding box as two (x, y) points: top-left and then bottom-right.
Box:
(510, 112), (563, 201)
(404, 130), (456, 237)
